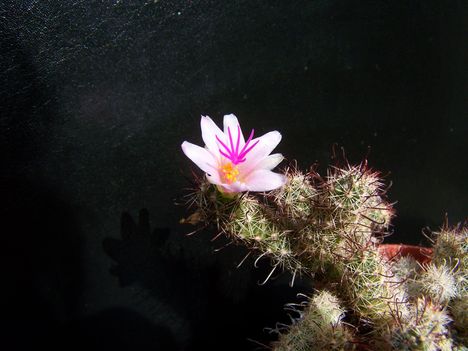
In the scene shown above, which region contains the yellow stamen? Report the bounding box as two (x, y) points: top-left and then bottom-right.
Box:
(220, 162), (239, 184)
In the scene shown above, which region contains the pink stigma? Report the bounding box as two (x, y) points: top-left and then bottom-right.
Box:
(216, 126), (259, 165)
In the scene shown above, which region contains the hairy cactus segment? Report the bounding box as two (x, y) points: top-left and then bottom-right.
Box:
(272, 168), (317, 224)
(298, 225), (343, 268)
(431, 225), (468, 296)
(225, 195), (300, 271)
(360, 196), (394, 234)
(432, 226), (468, 268)
(272, 291), (355, 351)
(291, 163), (394, 270)
(326, 165), (383, 214)
(383, 256), (420, 322)
(344, 250), (395, 327)
(324, 164), (393, 254)
(389, 256), (420, 282)
(388, 299), (454, 351)
(181, 178), (239, 226)
(226, 195), (277, 241)
(414, 263), (460, 303)
(312, 290), (346, 324)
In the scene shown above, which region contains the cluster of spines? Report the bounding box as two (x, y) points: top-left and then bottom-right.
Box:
(272, 166), (317, 225)
(180, 176), (235, 226)
(343, 250), (395, 328)
(224, 195), (298, 272)
(324, 163), (394, 248)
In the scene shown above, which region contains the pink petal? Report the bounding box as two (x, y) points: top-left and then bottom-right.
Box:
(206, 173), (222, 185)
(245, 169), (286, 192)
(252, 153), (284, 170)
(239, 131), (282, 174)
(200, 116), (224, 155)
(181, 141), (217, 174)
(220, 181), (249, 193)
(223, 114), (245, 148)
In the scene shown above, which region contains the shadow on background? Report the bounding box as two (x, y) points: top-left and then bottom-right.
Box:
(2, 179), (178, 350)
(0, 24), (177, 351)
(103, 209), (308, 350)
(59, 308), (177, 350)
(1, 178), (83, 348)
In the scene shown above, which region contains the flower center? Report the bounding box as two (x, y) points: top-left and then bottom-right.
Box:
(216, 126), (259, 165)
(220, 162), (239, 184)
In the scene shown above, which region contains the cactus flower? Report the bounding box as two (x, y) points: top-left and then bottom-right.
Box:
(181, 114), (286, 193)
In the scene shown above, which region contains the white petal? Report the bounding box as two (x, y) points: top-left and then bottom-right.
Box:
(206, 173), (222, 185)
(245, 169), (286, 192)
(181, 141), (217, 174)
(247, 131), (282, 161)
(200, 116), (224, 155)
(239, 131), (282, 174)
(223, 114), (245, 147)
(251, 153), (284, 170)
(221, 181), (249, 193)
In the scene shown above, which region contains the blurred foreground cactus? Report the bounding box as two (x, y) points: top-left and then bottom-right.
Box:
(182, 160), (467, 350)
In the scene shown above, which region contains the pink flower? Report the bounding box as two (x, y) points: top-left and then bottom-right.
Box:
(181, 114), (286, 193)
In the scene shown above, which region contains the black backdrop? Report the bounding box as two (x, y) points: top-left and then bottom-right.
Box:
(1, 1), (467, 350)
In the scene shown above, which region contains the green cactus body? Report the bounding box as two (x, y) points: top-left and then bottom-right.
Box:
(326, 166), (380, 213)
(225, 194), (301, 271)
(344, 249), (395, 328)
(297, 225), (343, 270)
(272, 169), (317, 225)
(325, 166), (393, 254)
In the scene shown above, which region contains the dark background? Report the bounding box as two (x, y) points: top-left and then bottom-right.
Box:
(1, 1), (467, 350)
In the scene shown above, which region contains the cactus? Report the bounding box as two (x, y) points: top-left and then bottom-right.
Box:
(181, 159), (467, 350)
